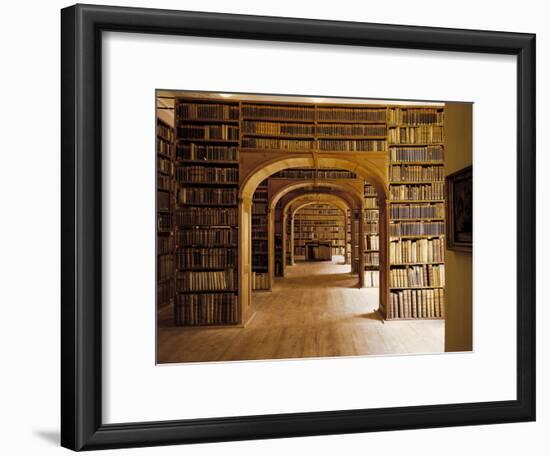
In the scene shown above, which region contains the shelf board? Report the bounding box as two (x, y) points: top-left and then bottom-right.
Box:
(176, 244), (237, 249)
(178, 118), (239, 124)
(242, 116), (315, 123)
(242, 132), (315, 139)
(175, 224), (237, 229)
(390, 286), (445, 290)
(389, 143), (444, 147)
(177, 203), (238, 207)
(177, 267), (237, 271)
(390, 218), (445, 222)
(316, 119), (387, 124)
(176, 290), (237, 294)
(176, 159), (239, 166)
(177, 138), (239, 144)
(177, 181), (239, 187)
(389, 199), (445, 203)
(317, 135), (387, 140)
(390, 235), (445, 239)
(390, 262), (445, 266)
(389, 161), (444, 165)
(390, 181), (445, 185)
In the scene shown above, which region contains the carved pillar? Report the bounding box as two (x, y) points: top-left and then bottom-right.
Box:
(290, 213), (295, 265)
(358, 205), (366, 288)
(238, 196), (253, 324)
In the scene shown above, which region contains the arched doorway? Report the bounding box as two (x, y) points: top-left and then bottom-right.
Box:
(238, 154), (389, 324)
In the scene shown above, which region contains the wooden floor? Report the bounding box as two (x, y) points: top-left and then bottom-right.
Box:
(157, 257), (444, 363)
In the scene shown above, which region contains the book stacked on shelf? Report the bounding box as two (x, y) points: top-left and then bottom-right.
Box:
(388, 125), (443, 144)
(389, 221), (445, 237)
(177, 124), (239, 141)
(389, 145), (443, 162)
(390, 289), (445, 319)
(177, 269), (235, 292)
(390, 264), (445, 288)
(243, 121), (314, 136)
(389, 238), (445, 264)
(390, 183), (444, 201)
(176, 228), (236, 246)
(318, 139), (386, 152)
(176, 166), (238, 184)
(271, 169), (357, 179)
(242, 104), (315, 121)
(175, 207), (237, 226)
(390, 164), (444, 182)
(317, 107), (386, 122)
(177, 144), (238, 162)
(316, 124), (386, 136)
(175, 293), (237, 326)
(242, 137), (314, 150)
(365, 270), (380, 288)
(177, 102), (239, 121)
(177, 248), (236, 269)
(388, 108), (443, 125)
(178, 187), (237, 205)
(252, 272), (270, 290)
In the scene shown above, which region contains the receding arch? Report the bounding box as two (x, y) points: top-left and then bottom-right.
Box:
(240, 155), (388, 202)
(239, 154), (389, 326)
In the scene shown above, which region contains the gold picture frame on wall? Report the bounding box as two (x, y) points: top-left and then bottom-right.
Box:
(446, 166), (473, 252)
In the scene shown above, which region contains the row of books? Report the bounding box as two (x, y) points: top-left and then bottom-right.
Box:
(176, 144), (238, 162)
(177, 125), (239, 141)
(157, 122), (174, 142)
(298, 208), (343, 215)
(243, 104), (315, 120)
(157, 191), (170, 211)
(364, 270), (380, 287)
(364, 185), (377, 196)
(176, 228), (237, 246)
(157, 213), (171, 232)
(176, 269), (235, 292)
(390, 289), (445, 319)
(158, 157), (172, 174)
(365, 252), (379, 266)
(389, 203), (445, 219)
(175, 208), (237, 226)
(252, 203), (268, 215)
(389, 126), (444, 144)
(365, 221), (379, 233)
(252, 272), (270, 290)
(252, 255), (269, 269)
(389, 145), (443, 162)
(174, 293), (237, 326)
(242, 137), (314, 150)
(177, 248), (236, 269)
(243, 121), (314, 136)
(176, 102), (239, 120)
(271, 169), (357, 179)
(389, 165), (444, 182)
(158, 236), (174, 255)
(389, 221), (445, 237)
(389, 238), (445, 264)
(318, 139), (386, 152)
(364, 198), (379, 209)
(157, 140), (173, 157)
(251, 229), (268, 239)
(252, 240), (268, 253)
(158, 174), (171, 191)
(390, 264), (445, 288)
(317, 107), (386, 122)
(178, 187), (237, 205)
(390, 183), (445, 200)
(158, 254), (175, 282)
(316, 124), (386, 137)
(157, 280), (174, 308)
(365, 210), (379, 221)
(366, 235), (380, 250)
(388, 108), (443, 126)
(176, 166), (239, 184)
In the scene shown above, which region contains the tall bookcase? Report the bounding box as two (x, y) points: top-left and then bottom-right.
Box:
(173, 99), (240, 326)
(157, 118), (175, 312)
(364, 183), (380, 287)
(252, 180), (269, 290)
(387, 107), (446, 320)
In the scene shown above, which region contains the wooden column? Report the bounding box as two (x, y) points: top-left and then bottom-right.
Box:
(358, 205), (366, 288)
(267, 207), (275, 290)
(350, 209), (356, 273)
(282, 211), (288, 276)
(238, 196), (253, 324)
(289, 213), (295, 265)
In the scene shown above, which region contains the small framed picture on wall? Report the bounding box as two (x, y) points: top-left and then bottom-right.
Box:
(446, 166), (473, 252)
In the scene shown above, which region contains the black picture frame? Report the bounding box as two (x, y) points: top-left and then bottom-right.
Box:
(61, 4), (536, 451)
(446, 166), (473, 252)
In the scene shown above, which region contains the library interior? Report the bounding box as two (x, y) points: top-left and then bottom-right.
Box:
(156, 91), (473, 364)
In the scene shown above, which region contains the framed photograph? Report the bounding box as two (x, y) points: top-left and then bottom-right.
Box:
(446, 166), (473, 251)
(61, 4), (535, 451)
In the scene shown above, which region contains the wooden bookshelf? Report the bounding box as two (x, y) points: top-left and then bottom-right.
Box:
(173, 98), (240, 326)
(386, 106), (446, 320)
(252, 180), (270, 291)
(364, 183), (380, 288)
(157, 117), (175, 314)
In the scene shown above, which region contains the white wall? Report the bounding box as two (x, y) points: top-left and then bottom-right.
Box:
(0, 1), (546, 455)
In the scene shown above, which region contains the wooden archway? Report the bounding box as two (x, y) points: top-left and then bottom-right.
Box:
(238, 154), (388, 325)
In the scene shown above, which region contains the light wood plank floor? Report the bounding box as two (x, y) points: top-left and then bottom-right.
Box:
(157, 257), (444, 363)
